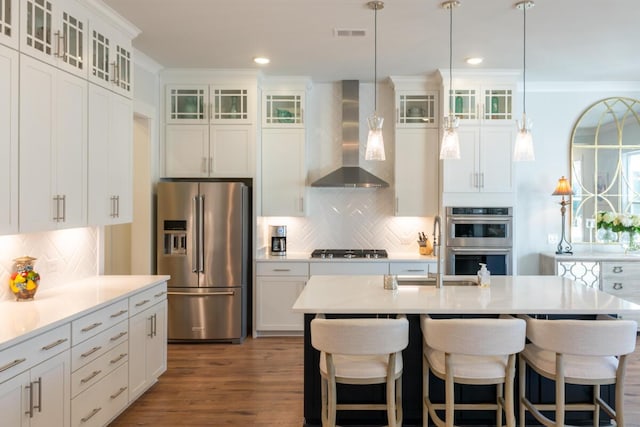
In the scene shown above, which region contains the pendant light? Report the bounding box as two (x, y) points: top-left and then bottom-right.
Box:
(513, 0), (535, 161)
(440, 0), (460, 160)
(365, 1), (385, 161)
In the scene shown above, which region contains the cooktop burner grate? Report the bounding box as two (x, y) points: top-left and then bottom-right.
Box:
(310, 249), (388, 259)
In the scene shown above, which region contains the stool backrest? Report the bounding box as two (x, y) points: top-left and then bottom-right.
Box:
(311, 317), (409, 356)
(523, 316), (637, 357)
(421, 316), (526, 356)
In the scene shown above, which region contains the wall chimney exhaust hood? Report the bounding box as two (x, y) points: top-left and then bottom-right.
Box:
(311, 80), (389, 188)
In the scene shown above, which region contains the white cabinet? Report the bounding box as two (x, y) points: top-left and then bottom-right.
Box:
(309, 261), (389, 276)
(262, 89), (305, 128)
(601, 261), (640, 325)
(88, 15), (132, 98)
(389, 261), (436, 276)
(0, 44), (18, 234)
(164, 83), (256, 178)
(88, 82), (132, 225)
(20, 0), (89, 77)
(390, 78), (440, 216)
(256, 262), (308, 334)
(261, 128), (306, 216)
(19, 53), (87, 233)
(0, 0), (18, 48)
(128, 284), (167, 400)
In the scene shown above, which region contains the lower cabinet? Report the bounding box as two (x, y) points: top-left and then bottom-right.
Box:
(601, 261), (640, 325)
(389, 261), (436, 276)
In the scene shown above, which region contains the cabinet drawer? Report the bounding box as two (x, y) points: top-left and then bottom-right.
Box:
(389, 262), (435, 275)
(71, 320), (128, 371)
(0, 323), (71, 383)
(129, 282), (168, 317)
(309, 262), (389, 276)
(72, 299), (129, 344)
(71, 361), (129, 427)
(602, 279), (640, 301)
(71, 340), (128, 398)
(601, 261), (640, 279)
(256, 262), (309, 276)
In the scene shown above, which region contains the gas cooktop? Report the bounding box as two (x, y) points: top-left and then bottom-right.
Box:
(310, 249), (388, 259)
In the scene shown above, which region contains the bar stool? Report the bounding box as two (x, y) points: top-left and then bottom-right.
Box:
(518, 314), (637, 427)
(310, 314), (409, 427)
(420, 315), (526, 427)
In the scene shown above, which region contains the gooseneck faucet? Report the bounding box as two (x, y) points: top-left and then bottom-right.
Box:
(433, 215), (443, 288)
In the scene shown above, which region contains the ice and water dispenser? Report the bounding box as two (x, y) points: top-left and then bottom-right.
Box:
(163, 220), (188, 255)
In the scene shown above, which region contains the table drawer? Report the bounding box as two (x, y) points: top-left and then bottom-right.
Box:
(0, 323), (70, 383)
(257, 262), (309, 276)
(129, 282), (168, 317)
(71, 340), (128, 398)
(71, 320), (128, 371)
(72, 299), (129, 345)
(389, 262), (434, 275)
(601, 261), (640, 279)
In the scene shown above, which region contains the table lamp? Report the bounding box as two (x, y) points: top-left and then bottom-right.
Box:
(552, 176), (574, 254)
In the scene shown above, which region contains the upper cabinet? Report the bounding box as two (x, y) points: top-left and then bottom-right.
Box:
(0, 0), (19, 49)
(162, 74), (258, 178)
(20, 0), (89, 78)
(89, 14), (133, 98)
(262, 89), (305, 128)
(0, 45), (18, 234)
(390, 77), (440, 217)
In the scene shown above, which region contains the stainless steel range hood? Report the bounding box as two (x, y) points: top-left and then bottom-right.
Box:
(311, 80), (389, 188)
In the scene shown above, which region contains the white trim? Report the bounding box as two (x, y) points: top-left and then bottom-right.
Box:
(84, 0), (141, 39)
(134, 49), (163, 74)
(133, 98), (156, 119)
(526, 81), (640, 93)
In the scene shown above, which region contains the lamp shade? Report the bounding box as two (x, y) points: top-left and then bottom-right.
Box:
(513, 127), (534, 161)
(365, 114), (385, 161)
(552, 176), (573, 196)
(440, 114), (460, 159)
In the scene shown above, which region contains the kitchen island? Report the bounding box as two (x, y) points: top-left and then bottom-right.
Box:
(292, 275), (640, 426)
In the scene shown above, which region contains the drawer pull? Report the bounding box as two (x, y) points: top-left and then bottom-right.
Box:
(81, 407), (102, 423)
(80, 346), (102, 358)
(110, 353), (127, 364)
(0, 358), (26, 372)
(613, 282), (623, 290)
(110, 386), (128, 400)
(110, 331), (128, 341)
(81, 322), (103, 332)
(41, 338), (68, 351)
(135, 299), (150, 307)
(80, 370), (102, 384)
(168, 291), (235, 296)
(154, 291), (167, 298)
(273, 268), (291, 272)
(110, 309), (128, 318)
(406, 269), (425, 273)
(613, 266), (623, 273)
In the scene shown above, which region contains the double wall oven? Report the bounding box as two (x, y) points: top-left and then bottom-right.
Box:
(445, 207), (513, 275)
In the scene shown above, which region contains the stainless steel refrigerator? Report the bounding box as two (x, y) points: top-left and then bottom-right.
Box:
(157, 180), (249, 343)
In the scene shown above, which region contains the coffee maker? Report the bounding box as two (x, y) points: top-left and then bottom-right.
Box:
(270, 225), (287, 256)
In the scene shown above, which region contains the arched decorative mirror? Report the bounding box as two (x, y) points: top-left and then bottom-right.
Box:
(571, 97), (640, 243)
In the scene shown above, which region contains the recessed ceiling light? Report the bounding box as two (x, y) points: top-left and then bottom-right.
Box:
(465, 57), (483, 65)
(254, 57), (270, 65)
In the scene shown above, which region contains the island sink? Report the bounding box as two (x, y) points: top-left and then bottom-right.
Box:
(396, 275), (478, 287)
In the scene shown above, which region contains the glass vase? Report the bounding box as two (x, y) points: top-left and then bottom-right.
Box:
(620, 231), (640, 254)
(596, 228), (617, 243)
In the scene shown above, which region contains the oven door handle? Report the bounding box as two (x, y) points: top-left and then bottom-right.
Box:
(448, 247), (511, 253)
(448, 216), (511, 223)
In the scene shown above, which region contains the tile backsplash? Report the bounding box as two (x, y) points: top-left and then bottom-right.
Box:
(0, 227), (98, 301)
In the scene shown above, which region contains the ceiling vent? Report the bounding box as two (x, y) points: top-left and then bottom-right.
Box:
(334, 28), (367, 38)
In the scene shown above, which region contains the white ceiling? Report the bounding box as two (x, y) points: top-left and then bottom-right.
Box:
(102, 0), (640, 83)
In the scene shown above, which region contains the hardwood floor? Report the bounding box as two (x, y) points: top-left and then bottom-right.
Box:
(111, 336), (640, 426)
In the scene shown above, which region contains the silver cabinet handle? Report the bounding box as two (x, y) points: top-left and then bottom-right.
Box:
(53, 195), (60, 221)
(612, 266), (623, 274)
(395, 197), (399, 215)
(154, 291), (167, 298)
(110, 353), (127, 365)
(480, 173), (484, 188)
(80, 346), (102, 358)
(81, 322), (102, 333)
(201, 157), (207, 174)
(192, 196), (199, 272)
(135, 299), (150, 307)
(110, 196), (117, 218)
(110, 331), (127, 341)
(80, 370), (102, 384)
(41, 338), (68, 351)
(110, 386), (128, 400)
(25, 381), (34, 417)
(273, 269), (291, 272)
(110, 309), (128, 318)
(81, 407), (102, 423)
(613, 282), (623, 290)
(54, 30), (66, 58)
(34, 377), (41, 413)
(406, 269), (426, 273)
(148, 314), (155, 338)
(299, 196), (304, 213)
(115, 195), (120, 218)
(168, 291), (235, 296)
(0, 358), (26, 372)
(61, 195), (66, 222)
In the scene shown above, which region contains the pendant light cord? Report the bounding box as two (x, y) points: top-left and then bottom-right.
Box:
(448, 2), (453, 115)
(374, 5), (378, 111)
(522, 2), (527, 115)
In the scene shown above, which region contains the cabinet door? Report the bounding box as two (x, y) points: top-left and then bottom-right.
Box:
(479, 126), (513, 192)
(109, 92), (132, 223)
(128, 306), (149, 400)
(0, 45), (18, 234)
(55, 0), (88, 77)
(262, 91), (304, 128)
(256, 276), (306, 331)
(19, 54), (55, 233)
(88, 83), (111, 224)
(146, 301), (167, 381)
(56, 69), (87, 228)
(395, 128), (438, 216)
(88, 16), (112, 90)
(0, 370), (28, 427)
(166, 85), (208, 124)
(262, 128), (306, 216)
(0, 0), (18, 49)
(396, 92), (438, 128)
(112, 36), (132, 98)
(210, 86), (251, 124)
(29, 350), (70, 427)
(442, 127), (479, 193)
(164, 125), (209, 177)
(21, 0), (55, 62)
(210, 124), (253, 177)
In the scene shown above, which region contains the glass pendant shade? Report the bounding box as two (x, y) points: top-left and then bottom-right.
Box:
(366, 114), (385, 161)
(513, 114), (534, 161)
(440, 114), (460, 159)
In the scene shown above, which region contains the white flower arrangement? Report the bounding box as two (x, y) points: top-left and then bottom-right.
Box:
(596, 211), (640, 233)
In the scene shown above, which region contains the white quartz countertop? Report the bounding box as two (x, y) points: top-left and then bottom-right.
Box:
(292, 275), (640, 315)
(256, 252), (436, 262)
(541, 252), (640, 262)
(0, 275), (169, 351)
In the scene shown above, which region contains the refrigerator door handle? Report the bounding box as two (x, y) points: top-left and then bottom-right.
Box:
(192, 196), (199, 273)
(198, 195), (205, 273)
(168, 291), (236, 296)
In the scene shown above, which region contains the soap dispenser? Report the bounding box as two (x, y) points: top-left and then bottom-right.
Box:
(477, 263), (491, 287)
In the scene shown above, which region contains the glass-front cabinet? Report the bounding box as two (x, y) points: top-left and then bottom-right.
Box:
(396, 92), (437, 127)
(448, 86), (513, 121)
(167, 86), (207, 123)
(1, 0), (18, 49)
(89, 15), (133, 97)
(167, 85), (252, 125)
(263, 91), (304, 127)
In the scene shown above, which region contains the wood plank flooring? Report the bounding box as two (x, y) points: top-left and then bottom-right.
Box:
(111, 336), (640, 426)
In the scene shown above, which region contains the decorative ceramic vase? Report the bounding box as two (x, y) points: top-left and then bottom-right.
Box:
(9, 256), (40, 301)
